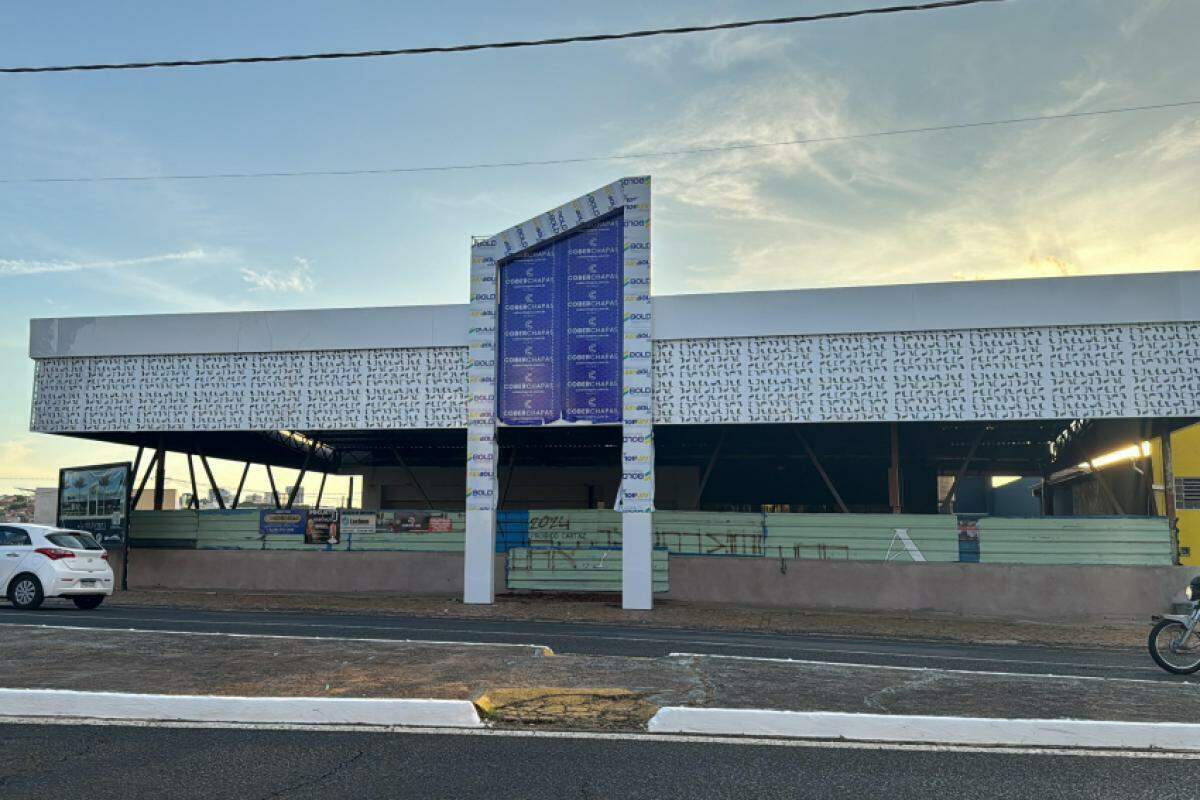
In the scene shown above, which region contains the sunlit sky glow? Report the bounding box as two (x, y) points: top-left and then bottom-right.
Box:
(1, 0), (1197, 497)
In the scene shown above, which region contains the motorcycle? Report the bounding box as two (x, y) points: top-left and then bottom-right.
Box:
(1149, 576), (1200, 674)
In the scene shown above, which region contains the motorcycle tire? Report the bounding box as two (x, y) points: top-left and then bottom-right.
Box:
(1148, 618), (1200, 675)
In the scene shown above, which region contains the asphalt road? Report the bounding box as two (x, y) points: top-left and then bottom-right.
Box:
(3, 723), (1197, 799)
(0, 602), (1171, 680)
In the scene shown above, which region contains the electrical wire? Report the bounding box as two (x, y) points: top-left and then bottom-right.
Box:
(1, 0), (1007, 74)
(2, 98), (1196, 185)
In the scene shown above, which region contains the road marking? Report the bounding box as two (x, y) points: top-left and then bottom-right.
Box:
(649, 707), (1200, 753)
(3, 715), (1198, 759)
(0, 610), (1150, 676)
(0, 622), (553, 655)
(668, 652), (1187, 686)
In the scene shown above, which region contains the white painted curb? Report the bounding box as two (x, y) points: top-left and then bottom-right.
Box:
(0, 689), (482, 729)
(647, 708), (1200, 751)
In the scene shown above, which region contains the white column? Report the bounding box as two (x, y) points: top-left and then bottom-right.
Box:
(464, 236), (500, 604)
(619, 176), (655, 610)
(464, 509), (496, 604)
(621, 512), (653, 610)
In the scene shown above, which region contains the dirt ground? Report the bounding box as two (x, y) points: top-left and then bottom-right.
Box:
(104, 588), (1153, 648)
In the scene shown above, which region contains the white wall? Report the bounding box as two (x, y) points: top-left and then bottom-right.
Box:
(31, 271), (1200, 358)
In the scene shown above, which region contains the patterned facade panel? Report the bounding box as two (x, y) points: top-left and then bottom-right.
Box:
(31, 347), (467, 433)
(31, 322), (1200, 432)
(1129, 323), (1200, 417)
(816, 334), (892, 422)
(650, 323), (1200, 424)
(893, 331), (967, 420)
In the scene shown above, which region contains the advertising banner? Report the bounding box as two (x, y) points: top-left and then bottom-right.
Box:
(377, 511), (452, 533)
(498, 240), (561, 424)
(340, 512), (377, 535)
(497, 212), (623, 426)
(259, 509), (307, 537)
(305, 509), (341, 545)
(564, 214), (623, 423)
(57, 462), (131, 547)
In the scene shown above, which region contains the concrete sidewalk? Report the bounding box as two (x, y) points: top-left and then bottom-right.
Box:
(102, 589), (1152, 648)
(4, 625), (1198, 732)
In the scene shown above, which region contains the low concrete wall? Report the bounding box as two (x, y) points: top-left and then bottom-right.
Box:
(664, 556), (1200, 621)
(125, 549), (1198, 621)
(127, 550), (499, 595)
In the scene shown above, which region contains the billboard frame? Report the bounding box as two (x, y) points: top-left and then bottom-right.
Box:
(466, 177), (654, 609)
(56, 461), (133, 589)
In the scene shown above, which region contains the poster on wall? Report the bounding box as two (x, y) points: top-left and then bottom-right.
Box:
(956, 515), (983, 563)
(340, 512), (377, 535)
(497, 212), (623, 425)
(56, 462), (131, 547)
(259, 509), (306, 537)
(377, 511), (452, 533)
(305, 509), (340, 545)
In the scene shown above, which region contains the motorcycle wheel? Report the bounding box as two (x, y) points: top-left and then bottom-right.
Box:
(1148, 619), (1200, 675)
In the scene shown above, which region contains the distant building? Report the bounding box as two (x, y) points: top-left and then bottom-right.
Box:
(135, 488), (177, 511)
(33, 487), (58, 524)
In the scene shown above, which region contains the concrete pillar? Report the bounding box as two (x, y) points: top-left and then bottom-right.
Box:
(621, 513), (653, 610)
(464, 234), (500, 604)
(464, 509), (496, 604)
(619, 176), (654, 610)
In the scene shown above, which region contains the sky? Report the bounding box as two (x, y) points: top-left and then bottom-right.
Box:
(1, 0), (1198, 499)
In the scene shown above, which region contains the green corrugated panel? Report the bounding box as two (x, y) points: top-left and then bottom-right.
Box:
(763, 513), (959, 562)
(128, 538), (197, 549)
(766, 513), (957, 530)
(349, 530), (464, 552)
(197, 511), (260, 534)
(129, 510), (199, 543)
(351, 544), (465, 552)
(261, 539), (350, 551)
(197, 541), (263, 551)
(195, 510), (262, 550)
(130, 511), (199, 532)
(976, 516), (1172, 565)
(526, 509), (622, 549)
(653, 511), (764, 555)
(506, 547), (668, 592)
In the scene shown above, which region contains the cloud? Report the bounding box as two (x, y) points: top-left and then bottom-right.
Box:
(693, 30), (795, 72)
(1142, 118), (1200, 164)
(240, 257), (315, 293)
(1119, 0), (1172, 37)
(0, 248), (211, 276)
(622, 76), (907, 222)
(0, 437), (32, 466)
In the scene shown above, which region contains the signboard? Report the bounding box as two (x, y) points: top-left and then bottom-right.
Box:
(305, 509), (341, 545)
(377, 510), (452, 533)
(57, 462), (131, 547)
(957, 514), (983, 563)
(498, 213), (623, 425)
(340, 512), (377, 535)
(259, 509), (306, 537)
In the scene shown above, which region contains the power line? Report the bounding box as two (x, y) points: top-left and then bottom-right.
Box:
(2, 98), (1195, 185)
(1, 0), (1007, 74)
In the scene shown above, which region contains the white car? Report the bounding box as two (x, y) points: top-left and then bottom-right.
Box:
(0, 524), (114, 610)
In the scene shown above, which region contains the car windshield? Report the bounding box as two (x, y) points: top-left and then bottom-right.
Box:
(46, 531), (103, 551)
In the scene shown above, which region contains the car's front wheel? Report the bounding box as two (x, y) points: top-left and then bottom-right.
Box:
(9, 575), (44, 610)
(72, 595), (104, 610)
